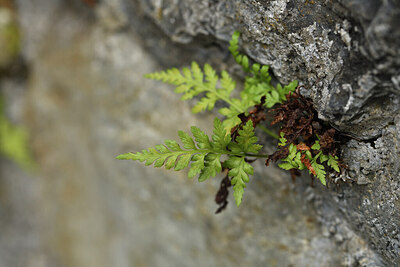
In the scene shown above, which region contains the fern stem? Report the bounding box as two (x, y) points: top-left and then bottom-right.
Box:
(257, 125), (279, 140)
(149, 149), (270, 159)
(218, 95), (243, 113)
(192, 81), (244, 113)
(242, 153), (269, 158)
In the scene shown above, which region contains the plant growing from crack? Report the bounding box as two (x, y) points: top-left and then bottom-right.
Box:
(117, 31), (341, 211)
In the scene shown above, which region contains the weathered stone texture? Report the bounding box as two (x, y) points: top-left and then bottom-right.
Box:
(134, 0), (400, 264)
(0, 0), (398, 266)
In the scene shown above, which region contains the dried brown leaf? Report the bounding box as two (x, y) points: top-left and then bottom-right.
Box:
(297, 142), (310, 151)
(301, 154), (316, 176)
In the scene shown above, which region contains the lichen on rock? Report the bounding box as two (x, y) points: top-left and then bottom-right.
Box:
(0, 0), (399, 266)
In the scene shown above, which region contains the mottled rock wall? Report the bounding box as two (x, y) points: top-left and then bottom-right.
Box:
(0, 0), (398, 266)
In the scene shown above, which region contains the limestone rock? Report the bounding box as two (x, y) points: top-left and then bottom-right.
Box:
(0, 0), (398, 266)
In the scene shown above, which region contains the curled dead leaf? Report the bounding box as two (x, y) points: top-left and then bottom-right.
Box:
(300, 154), (316, 175)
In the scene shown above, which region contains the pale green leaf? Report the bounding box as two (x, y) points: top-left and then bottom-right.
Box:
(116, 153), (136, 160)
(155, 144), (169, 154)
(198, 153), (222, 182)
(192, 98), (210, 113)
(229, 120), (262, 154)
(220, 71), (235, 97)
(312, 161), (327, 186)
(174, 84), (190, 94)
(224, 156), (253, 206)
(283, 80), (298, 94)
(294, 152), (303, 168)
(328, 155), (340, 172)
(204, 64), (218, 89)
(164, 140), (182, 151)
(191, 61), (203, 82)
(165, 154), (178, 169)
(188, 153), (205, 178)
(320, 153), (328, 163)
(211, 117), (231, 151)
(278, 132), (287, 146)
(178, 130), (196, 150)
(175, 153), (192, 171)
(154, 155), (168, 168)
(191, 126), (212, 149)
(311, 141), (320, 150)
(278, 162), (295, 170)
(288, 144), (297, 159)
(221, 115), (241, 133)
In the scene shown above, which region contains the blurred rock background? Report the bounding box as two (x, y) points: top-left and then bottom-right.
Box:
(0, 0), (398, 266)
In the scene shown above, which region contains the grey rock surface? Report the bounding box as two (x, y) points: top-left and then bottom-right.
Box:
(0, 0), (398, 266)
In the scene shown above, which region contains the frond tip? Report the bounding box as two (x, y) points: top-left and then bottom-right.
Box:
(116, 118), (232, 182)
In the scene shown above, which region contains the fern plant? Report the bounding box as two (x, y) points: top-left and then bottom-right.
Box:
(277, 133), (339, 186)
(118, 31), (341, 209)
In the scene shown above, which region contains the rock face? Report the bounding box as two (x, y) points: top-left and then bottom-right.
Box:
(0, 0), (398, 266)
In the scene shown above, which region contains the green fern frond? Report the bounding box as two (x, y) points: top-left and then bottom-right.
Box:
(278, 143), (305, 171)
(118, 117), (265, 206)
(311, 140), (320, 150)
(229, 31), (298, 110)
(146, 31), (298, 134)
(224, 120), (261, 206)
(277, 134), (339, 186)
(211, 116), (231, 151)
(278, 132), (287, 146)
(146, 62), (238, 112)
(146, 62), (246, 131)
(327, 155), (340, 173)
(223, 156), (253, 206)
(229, 31), (250, 72)
(118, 118), (243, 180)
(228, 120), (262, 154)
(311, 161), (327, 185)
(117, 118), (229, 181)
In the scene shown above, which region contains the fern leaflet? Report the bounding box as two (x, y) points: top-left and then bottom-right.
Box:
(224, 120), (262, 206)
(223, 156), (253, 206)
